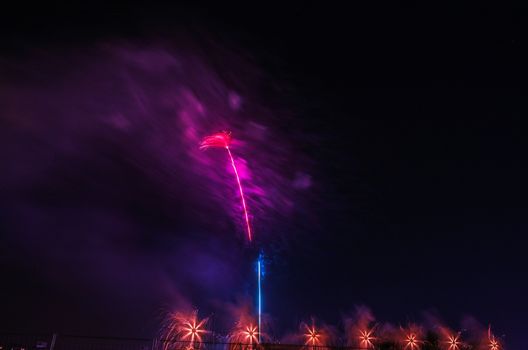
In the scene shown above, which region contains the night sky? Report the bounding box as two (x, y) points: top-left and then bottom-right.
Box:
(1, 2), (527, 349)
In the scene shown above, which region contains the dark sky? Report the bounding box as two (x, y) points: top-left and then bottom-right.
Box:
(1, 2), (527, 349)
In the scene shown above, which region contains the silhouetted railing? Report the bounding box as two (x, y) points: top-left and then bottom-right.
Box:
(0, 333), (393, 350)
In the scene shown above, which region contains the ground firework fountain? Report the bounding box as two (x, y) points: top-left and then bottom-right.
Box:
(161, 310), (209, 350)
(182, 133), (507, 350)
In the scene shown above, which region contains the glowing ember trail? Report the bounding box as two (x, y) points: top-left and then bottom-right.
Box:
(200, 131), (253, 242)
(358, 328), (376, 349)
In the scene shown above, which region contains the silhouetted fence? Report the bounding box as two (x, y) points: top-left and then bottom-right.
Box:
(0, 333), (380, 350)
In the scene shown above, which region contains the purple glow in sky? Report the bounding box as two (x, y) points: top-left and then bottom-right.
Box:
(0, 42), (314, 335)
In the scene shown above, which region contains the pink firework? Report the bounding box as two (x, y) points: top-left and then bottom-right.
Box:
(438, 327), (463, 350)
(304, 324), (321, 347)
(300, 319), (331, 348)
(229, 321), (260, 349)
(444, 333), (462, 350)
(200, 131), (253, 242)
(358, 328), (376, 349)
(161, 310), (209, 350)
(241, 324), (259, 345)
(488, 326), (500, 350)
(404, 332), (421, 350)
(400, 326), (423, 350)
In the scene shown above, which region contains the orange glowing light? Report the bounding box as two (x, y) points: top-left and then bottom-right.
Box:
(488, 326), (500, 350)
(444, 333), (461, 350)
(304, 324), (321, 346)
(242, 324), (259, 345)
(489, 338), (499, 350)
(163, 311), (209, 350)
(180, 317), (208, 343)
(229, 321), (259, 347)
(404, 332), (421, 350)
(358, 328), (376, 349)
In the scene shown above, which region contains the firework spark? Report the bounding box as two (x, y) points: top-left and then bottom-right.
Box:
(403, 332), (422, 350)
(242, 324), (259, 345)
(488, 326), (500, 350)
(443, 332), (461, 350)
(304, 322), (321, 346)
(200, 131), (253, 242)
(229, 322), (259, 347)
(162, 311), (209, 350)
(358, 328), (376, 349)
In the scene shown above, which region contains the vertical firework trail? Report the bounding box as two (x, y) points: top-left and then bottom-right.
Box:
(257, 255), (262, 344)
(200, 131), (252, 242)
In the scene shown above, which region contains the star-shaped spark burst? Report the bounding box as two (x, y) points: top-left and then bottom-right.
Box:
(444, 333), (461, 350)
(488, 328), (500, 350)
(242, 324), (259, 345)
(358, 328), (376, 349)
(163, 311), (209, 350)
(489, 338), (499, 350)
(488, 334), (500, 350)
(404, 332), (422, 350)
(180, 315), (208, 343)
(304, 324), (321, 346)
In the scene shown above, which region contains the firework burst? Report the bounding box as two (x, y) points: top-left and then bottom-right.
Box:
(488, 326), (500, 350)
(344, 306), (376, 349)
(400, 327), (423, 350)
(241, 324), (259, 345)
(404, 333), (421, 350)
(229, 321), (260, 350)
(304, 324), (321, 347)
(358, 328), (376, 349)
(161, 310), (209, 350)
(444, 333), (462, 350)
(437, 326), (464, 350)
(300, 318), (331, 349)
(200, 131), (253, 242)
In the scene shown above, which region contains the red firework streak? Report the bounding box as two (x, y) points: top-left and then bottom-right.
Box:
(200, 131), (253, 242)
